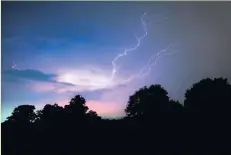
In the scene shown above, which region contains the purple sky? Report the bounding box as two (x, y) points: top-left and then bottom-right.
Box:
(2, 2), (231, 121)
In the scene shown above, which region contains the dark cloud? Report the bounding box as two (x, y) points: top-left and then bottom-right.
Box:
(3, 69), (56, 82)
(2, 68), (75, 87)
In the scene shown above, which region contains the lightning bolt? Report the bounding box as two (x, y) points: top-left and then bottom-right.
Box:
(111, 12), (148, 80)
(120, 44), (178, 84)
(148, 43), (177, 67)
(144, 44), (178, 75)
(109, 12), (178, 85)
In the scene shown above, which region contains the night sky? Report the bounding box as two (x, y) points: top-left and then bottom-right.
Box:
(2, 2), (231, 121)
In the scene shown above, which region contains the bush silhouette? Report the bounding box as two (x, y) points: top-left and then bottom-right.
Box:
(87, 110), (101, 120)
(168, 100), (184, 113)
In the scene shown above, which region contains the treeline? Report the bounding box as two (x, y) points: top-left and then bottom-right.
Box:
(2, 77), (231, 154)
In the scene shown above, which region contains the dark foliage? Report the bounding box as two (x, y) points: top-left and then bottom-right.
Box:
(125, 85), (170, 119)
(6, 105), (36, 124)
(185, 78), (231, 115)
(2, 77), (231, 154)
(36, 103), (64, 125)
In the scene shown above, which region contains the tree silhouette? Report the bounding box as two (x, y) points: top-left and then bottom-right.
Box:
(125, 84), (170, 120)
(184, 78), (231, 116)
(3, 79), (231, 154)
(36, 103), (64, 125)
(64, 95), (89, 122)
(6, 105), (36, 124)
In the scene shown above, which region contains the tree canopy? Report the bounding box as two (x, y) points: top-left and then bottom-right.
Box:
(184, 78), (231, 116)
(6, 105), (36, 124)
(125, 84), (171, 120)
